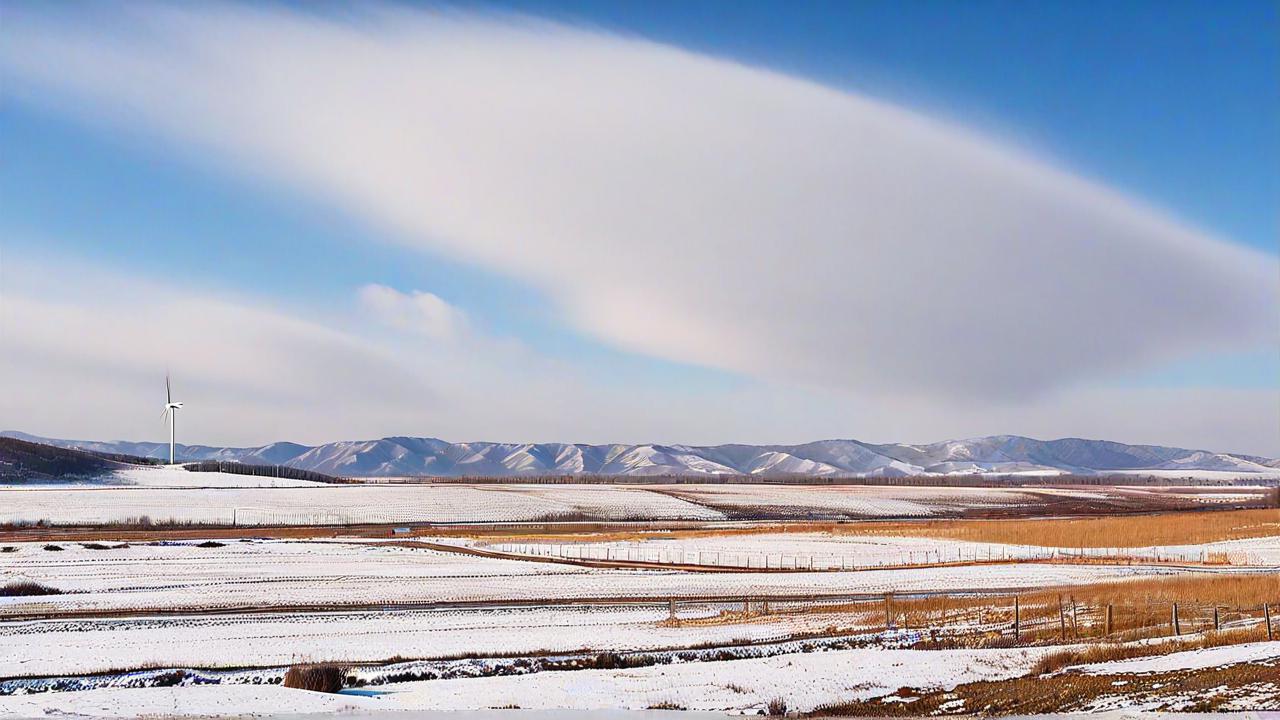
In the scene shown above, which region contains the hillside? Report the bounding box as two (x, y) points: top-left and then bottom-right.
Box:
(0, 436), (155, 482)
(5, 431), (1276, 480)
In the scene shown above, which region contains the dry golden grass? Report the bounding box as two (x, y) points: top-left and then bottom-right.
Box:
(1029, 628), (1258, 674)
(849, 508), (1280, 548)
(818, 573), (1280, 644)
(282, 664), (349, 693)
(808, 660), (1280, 716)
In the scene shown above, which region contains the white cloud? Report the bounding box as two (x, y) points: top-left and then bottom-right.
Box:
(0, 252), (1276, 455)
(0, 4), (1275, 454)
(0, 256), (436, 445)
(358, 284), (466, 341)
(1, 2), (1273, 404)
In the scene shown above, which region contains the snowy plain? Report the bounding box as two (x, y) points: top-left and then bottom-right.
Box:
(0, 539), (1208, 617)
(1070, 641), (1280, 676)
(2, 472), (1271, 526)
(461, 531), (1280, 569)
(0, 483), (726, 525)
(0, 604), (886, 677)
(0, 646), (1053, 716)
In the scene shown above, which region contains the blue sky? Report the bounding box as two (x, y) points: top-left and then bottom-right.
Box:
(1, 0), (1276, 452)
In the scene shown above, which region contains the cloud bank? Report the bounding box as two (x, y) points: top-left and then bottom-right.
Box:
(0, 3), (1275, 452)
(4, 3), (1274, 401)
(1, 252), (1276, 454)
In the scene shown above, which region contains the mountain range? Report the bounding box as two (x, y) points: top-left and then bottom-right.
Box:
(4, 431), (1276, 479)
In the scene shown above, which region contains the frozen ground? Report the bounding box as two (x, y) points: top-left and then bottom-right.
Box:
(4, 482), (1261, 527)
(659, 484), (1040, 518)
(0, 484), (725, 525)
(0, 604), (885, 677)
(0, 539), (1204, 616)
(1114, 470), (1280, 482)
(112, 466), (327, 488)
(1070, 641), (1280, 676)
(0, 646), (1052, 716)
(462, 532), (1280, 569)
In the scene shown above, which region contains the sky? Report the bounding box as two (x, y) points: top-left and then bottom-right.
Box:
(1, 0), (1277, 454)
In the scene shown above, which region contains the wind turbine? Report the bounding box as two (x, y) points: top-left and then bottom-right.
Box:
(162, 374), (184, 464)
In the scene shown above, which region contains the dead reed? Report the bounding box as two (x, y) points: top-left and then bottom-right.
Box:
(282, 664), (349, 693)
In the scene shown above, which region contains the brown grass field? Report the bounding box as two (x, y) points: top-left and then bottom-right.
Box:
(848, 508), (1280, 547)
(1028, 627), (1261, 674)
(659, 573), (1278, 652)
(808, 660), (1280, 715)
(282, 664), (349, 693)
(892, 573), (1279, 641)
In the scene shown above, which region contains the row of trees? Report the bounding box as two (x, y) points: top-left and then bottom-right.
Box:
(183, 460), (349, 484)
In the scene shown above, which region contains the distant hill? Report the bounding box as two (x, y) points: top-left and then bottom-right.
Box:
(0, 436), (157, 482)
(4, 431), (1276, 480)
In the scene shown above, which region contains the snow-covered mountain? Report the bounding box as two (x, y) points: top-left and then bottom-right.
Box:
(4, 431), (1276, 479)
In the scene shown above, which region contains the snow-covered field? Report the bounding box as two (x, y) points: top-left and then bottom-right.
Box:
(0, 645), (1052, 716)
(659, 484), (1040, 518)
(0, 604), (890, 677)
(1116, 470), (1280, 482)
(5, 638), (1275, 717)
(1119, 485), (1277, 504)
(1070, 641), (1280, 676)
(0, 539), (1197, 616)
(462, 532), (1280, 569)
(112, 466), (327, 488)
(366, 645), (1051, 713)
(2, 478), (1273, 716)
(1, 533), (1273, 715)
(0, 484), (726, 525)
(1, 480), (1268, 527)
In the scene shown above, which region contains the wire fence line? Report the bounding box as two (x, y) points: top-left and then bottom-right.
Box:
(473, 540), (1276, 570)
(5, 593), (1275, 646)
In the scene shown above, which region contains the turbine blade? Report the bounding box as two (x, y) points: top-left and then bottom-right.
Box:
(166, 374), (172, 404)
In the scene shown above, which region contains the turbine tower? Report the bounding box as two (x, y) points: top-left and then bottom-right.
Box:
(162, 374), (184, 464)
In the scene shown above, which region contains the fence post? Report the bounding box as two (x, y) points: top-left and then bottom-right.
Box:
(1266, 603), (1274, 641)
(1213, 606), (1220, 632)
(884, 593), (893, 630)
(668, 598), (676, 622)
(1172, 602), (1180, 636)
(1014, 596), (1021, 642)
(1105, 604), (1113, 637)
(1058, 594), (1066, 640)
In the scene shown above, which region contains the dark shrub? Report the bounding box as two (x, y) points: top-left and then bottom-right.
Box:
(0, 580), (62, 596)
(152, 670), (187, 687)
(767, 696), (788, 716)
(592, 652), (623, 669)
(42, 544), (64, 552)
(195, 541), (225, 548)
(282, 664), (349, 693)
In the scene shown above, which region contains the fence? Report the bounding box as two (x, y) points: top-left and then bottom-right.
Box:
(862, 592), (1280, 646)
(4, 588), (1275, 646)
(473, 540), (1275, 570)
